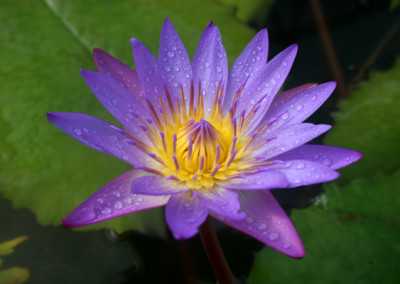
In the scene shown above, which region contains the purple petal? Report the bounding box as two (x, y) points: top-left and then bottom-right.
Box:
(165, 192), (208, 239)
(198, 187), (245, 221)
(237, 44), (298, 135)
(223, 170), (289, 190)
(92, 48), (144, 102)
(253, 123), (332, 159)
(269, 83), (317, 111)
(274, 144), (362, 170)
(131, 175), (188, 195)
(192, 22), (228, 118)
(47, 112), (149, 166)
(62, 169), (169, 227)
(210, 191), (305, 258)
(80, 69), (150, 140)
(223, 29), (269, 114)
(265, 159), (340, 187)
(159, 18), (192, 103)
(131, 39), (167, 107)
(261, 82), (336, 133)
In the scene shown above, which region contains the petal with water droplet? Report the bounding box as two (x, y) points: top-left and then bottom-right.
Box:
(253, 123), (331, 159)
(264, 159), (340, 187)
(198, 187), (245, 221)
(223, 170), (289, 190)
(47, 112), (147, 166)
(274, 144), (362, 170)
(223, 29), (269, 114)
(165, 192), (208, 239)
(62, 169), (169, 227)
(80, 69), (150, 140)
(131, 175), (188, 195)
(92, 48), (143, 101)
(192, 22), (228, 117)
(210, 191), (305, 258)
(159, 18), (192, 103)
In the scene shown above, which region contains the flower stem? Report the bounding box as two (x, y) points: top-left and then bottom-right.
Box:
(199, 217), (236, 284)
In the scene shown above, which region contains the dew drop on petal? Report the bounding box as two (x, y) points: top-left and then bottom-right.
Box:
(322, 158), (332, 166)
(216, 66), (222, 73)
(98, 58), (104, 65)
(101, 207), (112, 215)
(258, 223), (267, 230)
(296, 162), (305, 170)
(114, 201), (123, 209)
(167, 51), (175, 57)
(73, 128), (82, 136)
(164, 65), (171, 72)
(296, 105), (303, 111)
(268, 232), (280, 241)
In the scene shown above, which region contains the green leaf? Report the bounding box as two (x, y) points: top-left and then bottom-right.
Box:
(0, 0), (255, 235)
(0, 236), (30, 284)
(324, 60), (400, 184)
(390, 0), (400, 9)
(0, 236), (28, 257)
(0, 267), (30, 284)
(248, 171), (400, 284)
(219, 0), (275, 26)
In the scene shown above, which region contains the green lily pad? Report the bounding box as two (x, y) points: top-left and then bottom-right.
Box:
(391, 0), (400, 9)
(0, 236), (30, 284)
(248, 170), (400, 283)
(0, 0), (255, 235)
(324, 60), (400, 184)
(219, 0), (275, 26)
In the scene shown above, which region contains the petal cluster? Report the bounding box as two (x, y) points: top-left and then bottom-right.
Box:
(48, 18), (361, 258)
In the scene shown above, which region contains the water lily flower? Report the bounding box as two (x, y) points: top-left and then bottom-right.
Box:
(47, 18), (361, 258)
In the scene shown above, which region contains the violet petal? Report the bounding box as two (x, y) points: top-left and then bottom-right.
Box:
(238, 44), (298, 135)
(223, 170), (289, 190)
(210, 191), (305, 258)
(198, 187), (245, 221)
(47, 112), (149, 167)
(80, 69), (150, 140)
(62, 169), (169, 227)
(274, 144), (362, 170)
(165, 192), (208, 239)
(159, 18), (192, 103)
(131, 175), (188, 195)
(264, 159), (340, 187)
(192, 22), (228, 118)
(261, 82), (336, 133)
(269, 83), (317, 111)
(253, 123), (332, 159)
(224, 29), (268, 114)
(92, 48), (144, 102)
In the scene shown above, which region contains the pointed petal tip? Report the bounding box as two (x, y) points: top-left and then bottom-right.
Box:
(130, 38), (142, 49)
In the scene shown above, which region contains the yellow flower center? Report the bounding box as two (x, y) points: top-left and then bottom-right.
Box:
(128, 82), (272, 191)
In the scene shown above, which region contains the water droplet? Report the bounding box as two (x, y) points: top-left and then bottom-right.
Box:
(322, 158), (332, 166)
(167, 50), (175, 57)
(173, 66), (180, 72)
(73, 128), (82, 135)
(296, 105), (303, 111)
(312, 154), (320, 160)
(97, 198), (104, 204)
(256, 45), (262, 51)
(246, 217), (254, 224)
(258, 223), (267, 230)
(164, 65), (171, 72)
(296, 162), (305, 170)
(124, 197), (132, 204)
(114, 201), (123, 209)
(311, 95), (317, 101)
(113, 192), (121, 198)
(268, 232), (280, 241)
(281, 113), (289, 120)
(294, 178), (302, 184)
(98, 58), (104, 65)
(205, 62), (210, 68)
(216, 66), (222, 73)
(101, 207), (112, 215)
(111, 99), (118, 106)
(250, 99), (256, 105)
